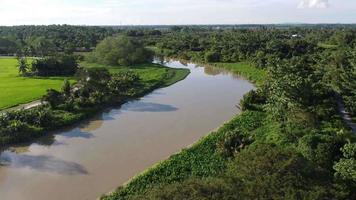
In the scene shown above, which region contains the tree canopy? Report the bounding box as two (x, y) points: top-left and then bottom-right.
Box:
(87, 36), (154, 66)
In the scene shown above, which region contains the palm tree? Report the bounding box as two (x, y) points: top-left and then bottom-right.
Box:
(17, 57), (28, 76)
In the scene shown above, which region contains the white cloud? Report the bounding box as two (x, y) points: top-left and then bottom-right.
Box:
(298, 0), (329, 8)
(0, 0), (354, 25)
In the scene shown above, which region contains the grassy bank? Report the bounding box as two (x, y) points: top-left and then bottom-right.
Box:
(0, 62), (189, 145)
(80, 62), (190, 88)
(102, 62), (265, 200)
(214, 62), (267, 86)
(0, 58), (70, 110)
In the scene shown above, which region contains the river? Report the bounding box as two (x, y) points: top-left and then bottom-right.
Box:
(0, 60), (254, 200)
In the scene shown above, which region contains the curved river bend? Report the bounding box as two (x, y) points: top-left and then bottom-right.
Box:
(0, 60), (254, 200)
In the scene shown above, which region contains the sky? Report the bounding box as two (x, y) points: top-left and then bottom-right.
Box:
(0, 0), (355, 25)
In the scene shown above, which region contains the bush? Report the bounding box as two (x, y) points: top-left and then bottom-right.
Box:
(31, 54), (78, 76)
(298, 133), (345, 169)
(204, 51), (220, 62)
(226, 144), (334, 199)
(218, 129), (251, 158)
(108, 71), (141, 96)
(131, 178), (233, 200)
(42, 89), (64, 108)
(240, 90), (266, 111)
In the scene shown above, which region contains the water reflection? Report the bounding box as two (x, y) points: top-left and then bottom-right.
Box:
(61, 129), (94, 139)
(80, 120), (104, 132)
(155, 58), (242, 80)
(122, 102), (178, 112)
(0, 151), (88, 175)
(5, 146), (29, 154)
(0, 135), (57, 155)
(179, 60), (189, 66)
(203, 65), (242, 80)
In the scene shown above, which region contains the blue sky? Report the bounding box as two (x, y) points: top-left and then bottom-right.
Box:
(0, 0), (355, 25)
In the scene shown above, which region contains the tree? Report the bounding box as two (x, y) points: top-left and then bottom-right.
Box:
(107, 71), (141, 96)
(42, 89), (63, 108)
(17, 56), (29, 76)
(334, 143), (356, 181)
(204, 51), (220, 62)
(0, 37), (18, 54)
(298, 134), (345, 169)
(87, 36), (154, 66)
(26, 36), (56, 56)
(227, 144), (334, 199)
(31, 54), (78, 76)
(62, 79), (71, 97)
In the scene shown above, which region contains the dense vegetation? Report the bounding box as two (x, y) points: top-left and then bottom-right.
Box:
(103, 26), (356, 200)
(29, 54), (78, 76)
(0, 25), (116, 55)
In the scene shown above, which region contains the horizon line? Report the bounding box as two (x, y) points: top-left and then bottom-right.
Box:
(1, 22), (356, 27)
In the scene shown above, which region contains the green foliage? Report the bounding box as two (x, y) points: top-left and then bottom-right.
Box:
(131, 178), (232, 200)
(334, 143), (356, 182)
(217, 129), (251, 158)
(320, 49), (356, 116)
(226, 144), (334, 199)
(62, 79), (71, 97)
(42, 89), (63, 108)
(108, 71), (142, 97)
(87, 36), (154, 66)
(204, 51), (220, 62)
(215, 62), (267, 86)
(0, 25), (116, 55)
(298, 133), (345, 169)
(240, 90), (266, 111)
(17, 56), (29, 75)
(31, 54), (78, 76)
(0, 37), (18, 54)
(128, 144), (337, 200)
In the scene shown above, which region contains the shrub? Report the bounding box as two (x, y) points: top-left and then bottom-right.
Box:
(31, 54), (78, 76)
(204, 51), (220, 62)
(240, 90), (266, 111)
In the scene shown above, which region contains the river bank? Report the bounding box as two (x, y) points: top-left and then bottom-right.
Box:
(101, 61), (263, 200)
(0, 60), (254, 200)
(0, 63), (190, 146)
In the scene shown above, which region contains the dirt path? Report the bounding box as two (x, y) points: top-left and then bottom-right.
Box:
(0, 100), (44, 113)
(336, 94), (356, 133)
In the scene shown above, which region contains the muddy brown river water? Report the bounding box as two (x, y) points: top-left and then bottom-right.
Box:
(0, 60), (254, 200)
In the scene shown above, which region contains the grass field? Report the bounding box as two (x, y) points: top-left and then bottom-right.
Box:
(0, 58), (70, 110)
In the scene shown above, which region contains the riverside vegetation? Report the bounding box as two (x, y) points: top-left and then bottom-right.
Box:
(0, 36), (189, 145)
(0, 25), (355, 199)
(102, 26), (356, 200)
